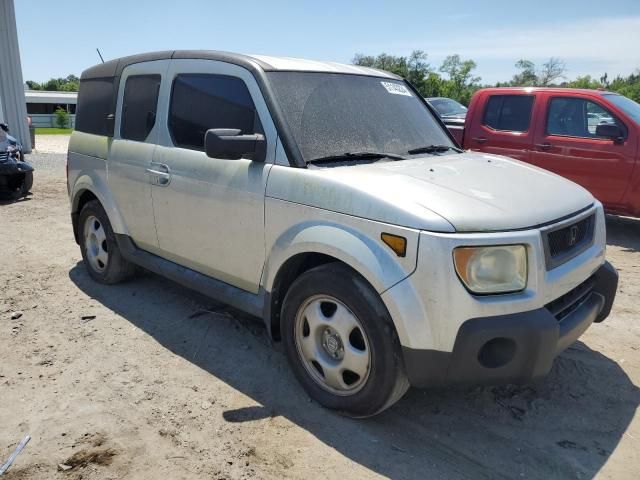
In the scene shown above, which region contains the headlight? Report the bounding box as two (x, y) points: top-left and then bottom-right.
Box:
(453, 245), (527, 294)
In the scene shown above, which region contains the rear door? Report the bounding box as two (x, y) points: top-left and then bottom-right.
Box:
(530, 93), (637, 208)
(465, 93), (536, 162)
(108, 60), (167, 252)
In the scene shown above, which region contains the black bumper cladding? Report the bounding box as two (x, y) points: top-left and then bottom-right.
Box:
(403, 261), (618, 388)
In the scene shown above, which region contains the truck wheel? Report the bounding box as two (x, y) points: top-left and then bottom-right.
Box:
(281, 263), (409, 417)
(79, 200), (135, 284)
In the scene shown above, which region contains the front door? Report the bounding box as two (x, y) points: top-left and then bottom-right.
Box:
(530, 94), (637, 208)
(150, 59), (277, 294)
(108, 60), (167, 252)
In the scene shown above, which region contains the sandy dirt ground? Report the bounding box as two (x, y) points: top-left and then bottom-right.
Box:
(32, 135), (71, 155)
(0, 144), (639, 479)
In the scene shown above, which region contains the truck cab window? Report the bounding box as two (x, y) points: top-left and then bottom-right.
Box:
(482, 95), (534, 132)
(168, 74), (262, 151)
(120, 75), (161, 142)
(547, 97), (624, 139)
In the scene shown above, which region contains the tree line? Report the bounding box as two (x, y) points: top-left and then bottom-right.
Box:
(353, 51), (640, 105)
(25, 53), (640, 106)
(25, 74), (79, 92)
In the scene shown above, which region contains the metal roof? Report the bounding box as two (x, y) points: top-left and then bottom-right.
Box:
(25, 90), (77, 104)
(247, 54), (398, 78)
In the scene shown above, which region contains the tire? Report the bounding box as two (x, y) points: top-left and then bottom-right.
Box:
(78, 200), (136, 284)
(20, 171), (32, 196)
(281, 263), (409, 417)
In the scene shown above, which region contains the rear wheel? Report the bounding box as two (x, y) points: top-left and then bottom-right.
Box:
(79, 200), (135, 284)
(282, 263), (409, 417)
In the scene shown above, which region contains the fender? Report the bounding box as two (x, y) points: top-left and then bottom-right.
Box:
(262, 220), (419, 296)
(70, 165), (129, 237)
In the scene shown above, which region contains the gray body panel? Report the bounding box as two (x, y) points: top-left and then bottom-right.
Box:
(266, 151), (594, 232)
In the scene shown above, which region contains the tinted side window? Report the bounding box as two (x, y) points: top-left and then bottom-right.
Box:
(75, 77), (116, 136)
(120, 75), (161, 141)
(483, 95), (534, 132)
(547, 97), (625, 138)
(169, 74), (261, 151)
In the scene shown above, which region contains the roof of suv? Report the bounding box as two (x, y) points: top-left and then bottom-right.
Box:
(80, 50), (400, 80)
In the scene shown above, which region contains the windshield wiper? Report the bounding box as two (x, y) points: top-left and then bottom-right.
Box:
(308, 151), (406, 163)
(407, 144), (463, 155)
(307, 151), (406, 164)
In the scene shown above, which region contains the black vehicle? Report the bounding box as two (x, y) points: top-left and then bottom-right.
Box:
(425, 96), (468, 132)
(0, 123), (33, 200)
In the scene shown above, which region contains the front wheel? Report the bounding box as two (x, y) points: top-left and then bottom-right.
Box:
(281, 263), (409, 417)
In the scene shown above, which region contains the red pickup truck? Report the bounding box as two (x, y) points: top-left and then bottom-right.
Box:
(453, 88), (640, 217)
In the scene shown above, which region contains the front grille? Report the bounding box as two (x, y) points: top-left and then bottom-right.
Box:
(548, 215), (593, 257)
(0, 151), (8, 162)
(545, 275), (595, 321)
(542, 214), (595, 270)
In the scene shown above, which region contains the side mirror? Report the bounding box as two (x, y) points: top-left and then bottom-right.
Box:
(595, 123), (623, 142)
(204, 128), (266, 161)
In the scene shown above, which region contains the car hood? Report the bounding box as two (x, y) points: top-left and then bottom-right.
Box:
(267, 151), (595, 232)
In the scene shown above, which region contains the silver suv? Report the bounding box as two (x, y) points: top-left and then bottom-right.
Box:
(68, 51), (618, 417)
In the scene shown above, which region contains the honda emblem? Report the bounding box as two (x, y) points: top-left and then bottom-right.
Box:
(568, 225), (579, 246)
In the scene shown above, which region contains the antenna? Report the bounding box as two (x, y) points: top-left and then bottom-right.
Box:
(96, 48), (105, 63)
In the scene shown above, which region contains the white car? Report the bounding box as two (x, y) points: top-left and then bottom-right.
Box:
(67, 51), (618, 417)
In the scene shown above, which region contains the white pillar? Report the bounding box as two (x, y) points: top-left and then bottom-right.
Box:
(0, 0), (31, 152)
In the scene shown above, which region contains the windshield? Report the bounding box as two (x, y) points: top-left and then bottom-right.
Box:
(429, 98), (468, 117)
(267, 72), (454, 163)
(604, 93), (640, 124)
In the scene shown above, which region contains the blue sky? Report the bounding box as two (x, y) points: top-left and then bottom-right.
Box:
(15, 0), (640, 85)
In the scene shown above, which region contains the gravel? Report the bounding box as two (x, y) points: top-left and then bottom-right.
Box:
(33, 134), (70, 154)
(24, 151), (66, 172)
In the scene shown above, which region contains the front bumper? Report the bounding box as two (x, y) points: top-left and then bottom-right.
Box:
(402, 261), (618, 388)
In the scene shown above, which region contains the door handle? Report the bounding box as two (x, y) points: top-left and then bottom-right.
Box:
(146, 163), (171, 186)
(535, 143), (552, 150)
(472, 137), (487, 143)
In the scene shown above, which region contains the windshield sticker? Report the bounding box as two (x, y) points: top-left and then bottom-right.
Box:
(381, 81), (412, 96)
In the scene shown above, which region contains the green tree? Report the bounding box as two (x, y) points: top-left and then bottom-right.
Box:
(564, 75), (603, 89)
(512, 59), (537, 86)
(353, 51), (435, 97)
(352, 50), (640, 105)
(510, 58), (567, 86)
(54, 107), (70, 129)
(25, 80), (41, 90)
(609, 70), (640, 102)
(422, 72), (447, 98)
(353, 51), (481, 104)
(438, 54), (481, 105)
(25, 74), (79, 92)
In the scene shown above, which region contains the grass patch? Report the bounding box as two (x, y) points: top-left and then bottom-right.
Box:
(35, 128), (73, 135)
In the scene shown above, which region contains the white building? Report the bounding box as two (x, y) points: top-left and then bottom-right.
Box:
(25, 90), (77, 128)
(0, 0), (31, 151)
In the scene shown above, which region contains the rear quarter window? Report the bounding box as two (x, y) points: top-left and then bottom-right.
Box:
(75, 77), (117, 136)
(483, 95), (534, 132)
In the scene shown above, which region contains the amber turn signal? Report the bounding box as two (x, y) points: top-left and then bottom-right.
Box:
(381, 233), (407, 257)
